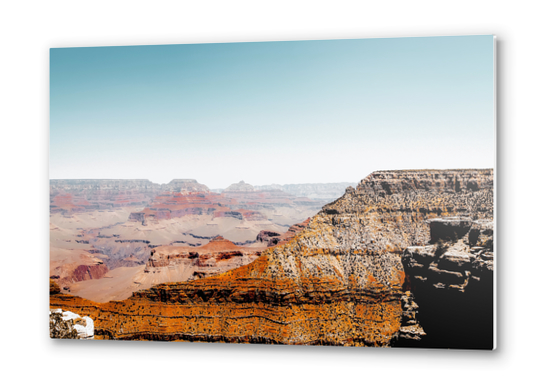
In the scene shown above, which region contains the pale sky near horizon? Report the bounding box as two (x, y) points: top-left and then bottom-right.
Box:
(50, 35), (494, 189)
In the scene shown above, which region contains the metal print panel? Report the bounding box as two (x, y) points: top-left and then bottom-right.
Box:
(49, 35), (495, 349)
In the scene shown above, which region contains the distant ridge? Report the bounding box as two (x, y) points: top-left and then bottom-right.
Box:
(254, 182), (357, 201)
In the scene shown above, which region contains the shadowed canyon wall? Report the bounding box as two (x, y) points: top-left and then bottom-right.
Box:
(398, 218), (494, 349)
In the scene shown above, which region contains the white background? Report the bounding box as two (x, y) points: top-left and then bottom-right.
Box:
(1, 1), (540, 383)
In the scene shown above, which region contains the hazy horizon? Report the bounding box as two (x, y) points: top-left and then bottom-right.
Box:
(48, 167), (494, 191)
(50, 36), (495, 189)
(49, 177), (360, 190)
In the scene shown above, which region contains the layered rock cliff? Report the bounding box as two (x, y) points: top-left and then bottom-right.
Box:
(129, 187), (315, 224)
(399, 217), (494, 349)
(50, 179), (162, 214)
(50, 169), (494, 348)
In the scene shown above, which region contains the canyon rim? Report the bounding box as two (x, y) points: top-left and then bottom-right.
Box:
(50, 36), (495, 349)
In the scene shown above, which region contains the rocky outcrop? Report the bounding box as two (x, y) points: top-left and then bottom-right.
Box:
(224, 181), (255, 192)
(400, 217), (494, 349)
(212, 209), (267, 221)
(50, 179), (334, 215)
(132, 187), (318, 224)
(50, 309), (94, 339)
(50, 279), (61, 295)
(50, 254), (109, 288)
(128, 211), (146, 223)
(256, 230), (282, 245)
(256, 218), (310, 247)
(50, 179), (208, 214)
(144, 236), (263, 281)
(403, 218), (494, 292)
(88, 238), (152, 269)
(71, 263), (109, 282)
(138, 192), (221, 221)
(163, 179), (209, 193)
(355, 169), (492, 197)
(50, 179), (162, 214)
(50, 169), (493, 348)
(398, 291), (426, 341)
(133, 191), (275, 222)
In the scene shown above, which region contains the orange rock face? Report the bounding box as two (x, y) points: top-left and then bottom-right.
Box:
(50, 169), (494, 347)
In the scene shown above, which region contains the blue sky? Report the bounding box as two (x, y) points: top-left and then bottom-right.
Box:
(50, 35), (494, 188)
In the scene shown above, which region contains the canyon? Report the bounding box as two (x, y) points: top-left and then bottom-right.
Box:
(399, 217), (494, 349)
(50, 169), (494, 349)
(50, 179), (349, 301)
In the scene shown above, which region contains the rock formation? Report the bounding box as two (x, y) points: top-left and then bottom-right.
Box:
(399, 217), (494, 349)
(50, 169), (494, 348)
(50, 179), (342, 215)
(49, 252), (109, 289)
(50, 179), (322, 299)
(256, 218), (311, 247)
(144, 236), (264, 282)
(162, 179), (209, 193)
(50, 309), (94, 339)
(130, 187), (317, 224)
(50, 179), (208, 215)
(137, 192), (224, 221)
(50, 179), (162, 214)
(224, 181), (255, 192)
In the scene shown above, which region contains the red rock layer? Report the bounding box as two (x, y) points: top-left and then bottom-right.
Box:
(50, 255), (109, 289)
(72, 263), (109, 282)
